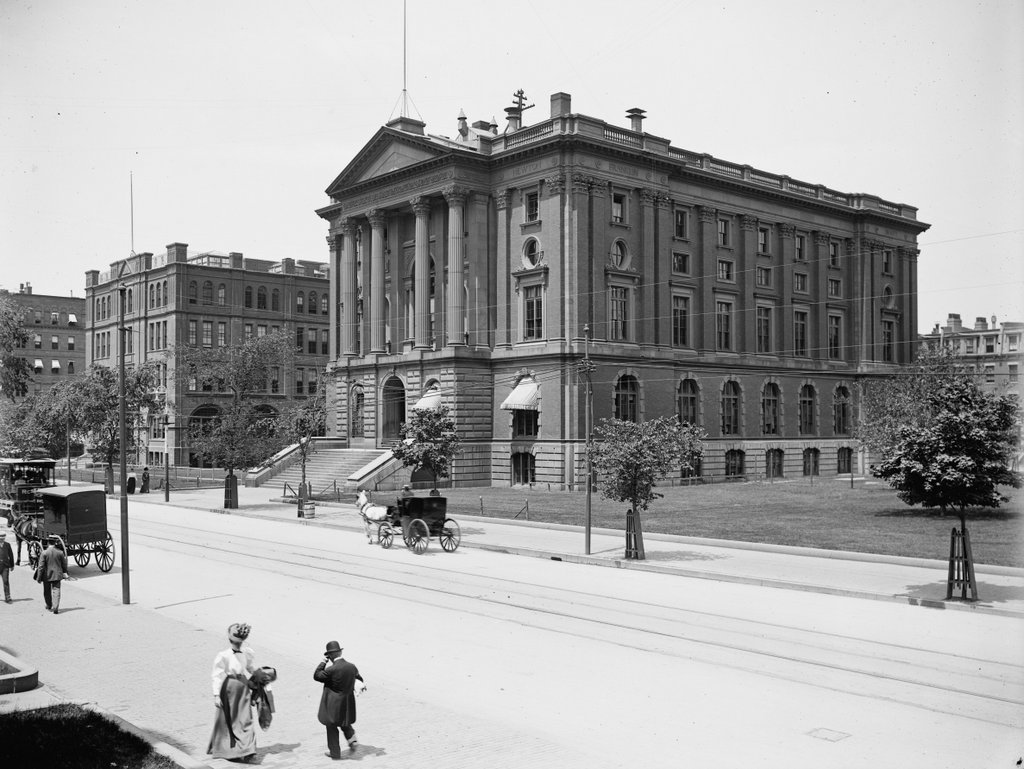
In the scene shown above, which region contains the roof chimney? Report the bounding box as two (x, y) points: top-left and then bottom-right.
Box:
(457, 109), (469, 138)
(166, 243), (189, 263)
(946, 313), (962, 332)
(504, 106), (521, 132)
(626, 107), (646, 132)
(386, 115), (426, 136)
(550, 92), (572, 118)
(974, 316), (988, 331)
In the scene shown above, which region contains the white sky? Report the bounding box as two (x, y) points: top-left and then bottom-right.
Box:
(2, 0), (1022, 331)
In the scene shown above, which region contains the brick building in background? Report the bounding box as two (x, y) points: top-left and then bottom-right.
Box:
(2, 282), (86, 400)
(85, 245), (329, 468)
(317, 90), (930, 488)
(920, 313), (1023, 397)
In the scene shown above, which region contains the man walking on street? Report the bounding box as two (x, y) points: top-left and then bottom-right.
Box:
(40, 537), (69, 614)
(0, 531), (14, 603)
(314, 640), (366, 760)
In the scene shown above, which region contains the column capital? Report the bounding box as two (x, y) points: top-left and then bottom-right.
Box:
(778, 223), (795, 239)
(812, 230), (830, 246)
(571, 173), (594, 195)
(495, 190), (512, 211)
(897, 245), (919, 260)
(411, 197), (432, 218)
(339, 217), (357, 236)
(740, 214), (757, 231)
(367, 209), (387, 228)
(544, 174), (566, 194)
(639, 188), (658, 206)
(696, 205), (716, 223)
(442, 185), (468, 207)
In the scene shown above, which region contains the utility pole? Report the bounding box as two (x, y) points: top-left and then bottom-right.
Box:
(118, 282), (130, 605)
(163, 412), (171, 503)
(581, 324), (594, 555)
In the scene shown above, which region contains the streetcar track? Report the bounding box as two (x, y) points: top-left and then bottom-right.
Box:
(119, 519), (1024, 724)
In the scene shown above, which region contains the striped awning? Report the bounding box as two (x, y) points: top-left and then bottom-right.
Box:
(411, 388), (442, 411)
(500, 377), (540, 411)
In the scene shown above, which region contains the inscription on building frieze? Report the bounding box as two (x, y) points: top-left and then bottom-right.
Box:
(345, 170), (455, 210)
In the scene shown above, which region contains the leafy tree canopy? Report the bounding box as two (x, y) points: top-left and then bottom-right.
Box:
(188, 401), (283, 473)
(0, 291), (31, 401)
(175, 331), (290, 400)
(590, 416), (706, 513)
(391, 405), (462, 489)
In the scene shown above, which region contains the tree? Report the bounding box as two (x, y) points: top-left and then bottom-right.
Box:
(0, 291), (31, 401)
(0, 396), (38, 456)
(589, 416), (706, 560)
(175, 331), (291, 508)
(390, 405), (461, 493)
(274, 376), (327, 496)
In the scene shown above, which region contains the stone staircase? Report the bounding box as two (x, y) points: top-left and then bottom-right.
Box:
(268, 448), (387, 498)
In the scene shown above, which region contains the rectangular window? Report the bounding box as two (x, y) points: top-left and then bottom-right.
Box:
(794, 311), (808, 356)
(965, 338), (975, 354)
(1010, 364), (1019, 383)
(270, 367), (280, 394)
(674, 209), (688, 239)
(524, 285), (543, 340)
(51, 335), (59, 350)
(756, 266), (772, 287)
(296, 326), (304, 351)
(257, 324), (267, 338)
(828, 278), (842, 297)
(188, 320), (197, 346)
(985, 336), (996, 353)
(828, 316), (842, 359)
(882, 249), (893, 274)
(67, 336), (75, 351)
(512, 409), (539, 437)
(757, 227), (770, 254)
(525, 192), (539, 222)
(717, 219), (730, 247)
(672, 296), (689, 347)
(162, 321), (167, 349)
(218, 322), (227, 347)
(672, 252), (690, 274)
(1008, 335), (1019, 352)
(717, 260), (734, 282)
(51, 312), (59, 324)
(829, 241), (840, 267)
(794, 273), (808, 293)
(611, 192), (626, 224)
(984, 365), (996, 384)
(202, 321), (213, 347)
(756, 307), (772, 353)
(33, 334), (41, 349)
(716, 301), (732, 350)
(882, 320), (895, 362)
(795, 235), (806, 261)
(295, 368), (305, 395)
(245, 323), (253, 340)
(321, 329), (329, 354)
(307, 328), (317, 354)
(308, 374), (318, 394)
(610, 287), (628, 340)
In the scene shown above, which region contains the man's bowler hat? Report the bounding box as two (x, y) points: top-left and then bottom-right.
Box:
(325, 640), (342, 655)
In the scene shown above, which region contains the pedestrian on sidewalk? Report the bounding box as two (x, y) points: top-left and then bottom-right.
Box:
(314, 640), (366, 760)
(140, 467), (150, 494)
(39, 536), (68, 614)
(0, 531), (14, 603)
(208, 622), (259, 763)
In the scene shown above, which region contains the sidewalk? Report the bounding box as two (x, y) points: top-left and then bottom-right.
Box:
(2, 485), (1022, 769)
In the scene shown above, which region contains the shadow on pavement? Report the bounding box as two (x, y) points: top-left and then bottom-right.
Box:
(640, 549), (729, 564)
(899, 579), (1024, 606)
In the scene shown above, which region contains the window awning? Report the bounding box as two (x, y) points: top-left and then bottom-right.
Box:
(34, 359), (43, 370)
(68, 314), (78, 324)
(500, 378), (540, 411)
(51, 360), (60, 370)
(411, 388), (442, 411)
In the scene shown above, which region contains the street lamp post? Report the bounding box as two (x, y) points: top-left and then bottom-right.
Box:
(163, 413), (171, 503)
(582, 324), (594, 555)
(118, 282), (130, 605)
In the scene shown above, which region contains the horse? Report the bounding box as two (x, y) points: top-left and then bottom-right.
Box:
(355, 490), (395, 544)
(11, 514), (45, 566)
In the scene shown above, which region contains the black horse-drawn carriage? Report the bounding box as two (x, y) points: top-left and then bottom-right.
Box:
(13, 486), (114, 572)
(0, 458), (56, 523)
(357, 491), (461, 554)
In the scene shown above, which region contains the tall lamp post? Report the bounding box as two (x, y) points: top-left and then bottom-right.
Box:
(118, 282), (130, 605)
(582, 324), (594, 555)
(163, 412), (171, 503)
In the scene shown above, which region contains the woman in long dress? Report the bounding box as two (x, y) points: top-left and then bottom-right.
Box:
(208, 622), (258, 761)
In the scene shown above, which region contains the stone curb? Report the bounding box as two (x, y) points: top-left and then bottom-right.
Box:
(79, 702), (214, 769)
(0, 647), (38, 695)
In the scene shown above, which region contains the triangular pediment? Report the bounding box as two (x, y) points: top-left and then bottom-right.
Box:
(356, 143), (438, 182)
(325, 127), (455, 197)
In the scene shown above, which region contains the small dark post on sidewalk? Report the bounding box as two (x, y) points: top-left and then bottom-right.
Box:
(946, 526), (978, 601)
(625, 508), (645, 560)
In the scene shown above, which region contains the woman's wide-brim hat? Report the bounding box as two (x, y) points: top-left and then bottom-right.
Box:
(325, 640), (342, 655)
(228, 623), (251, 643)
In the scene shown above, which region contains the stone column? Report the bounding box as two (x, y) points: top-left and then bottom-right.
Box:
(696, 206), (717, 350)
(495, 190), (512, 348)
(411, 196), (432, 349)
(778, 223), (795, 356)
(812, 231), (830, 361)
(739, 215), (758, 353)
(639, 188), (658, 345)
(367, 209), (387, 353)
(901, 246), (919, 364)
(443, 186), (467, 346)
(340, 218), (358, 356)
(327, 230), (341, 360)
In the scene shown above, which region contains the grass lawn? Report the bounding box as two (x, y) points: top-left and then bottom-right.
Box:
(0, 704), (179, 769)
(437, 477), (1023, 567)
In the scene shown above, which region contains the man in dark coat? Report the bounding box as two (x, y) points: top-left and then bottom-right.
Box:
(313, 640), (366, 760)
(40, 537), (69, 614)
(0, 531), (14, 603)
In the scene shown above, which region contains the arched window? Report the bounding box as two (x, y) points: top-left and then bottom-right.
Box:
(524, 238), (540, 267)
(188, 405), (222, 468)
(244, 286), (253, 308)
(67, 361), (75, 375)
(725, 449), (745, 477)
(149, 284), (155, 309)
(126, 288), (133, 313)
(799, 384), (816, 435)
(762, 382), (780, 435)
(721, 380), (741, 435)
(218, 284), (227, 306)
(308, 292), (317, 314)
(381, 376), (405, 443)
(350, 385), (365, 438)
(256, 286), (267, 310)
(678, 378), (699, 425)
(511, 452), (536, 486)
(766, 448), (784, 478)
(296, 292), (305, 313)
(833, 386), (851, 435)
(614, 374), (639, 422)
(161, 280), (167, 307)
(188, 281), (198, 304)
(202, 281), (214, 305)
(321, 294), (329, 315)
(803, 448), (820, 476)
(271, 289), (280, 312)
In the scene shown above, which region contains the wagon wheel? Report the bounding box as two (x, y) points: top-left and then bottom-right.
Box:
(94, 532), (115, 572)
(440, 518), (461, 552)
(74, 548), (91, 568)
(378, 523), (394, 549)
(406, 518), (429, 554)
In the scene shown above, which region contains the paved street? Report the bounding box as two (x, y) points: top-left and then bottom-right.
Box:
(1, 489), (1022, 768)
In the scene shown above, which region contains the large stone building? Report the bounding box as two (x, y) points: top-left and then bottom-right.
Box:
(2, 283), (86, 400)
(317, 91), (929, 488)
(85, 245), (329, 468)
(920, 313), (1022, 397)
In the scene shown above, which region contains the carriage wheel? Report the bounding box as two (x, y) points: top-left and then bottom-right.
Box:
(74, 549), (91, 568)
(95, 533), (115, 572)
(406, 519), (429, 554)
(440, 518), (461, 552)
(379, 524), (394, 549)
